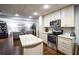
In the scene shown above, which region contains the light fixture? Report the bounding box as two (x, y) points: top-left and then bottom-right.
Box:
(33, 12), (38, 15)
(43, 4), (50, 9)
(15, 14), (19, 16)
(29, 16), (33, 18)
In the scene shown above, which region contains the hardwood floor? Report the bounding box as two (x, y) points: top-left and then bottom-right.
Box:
(43, 43), (63, 55)
(14, 39), (23, 55)
(14, 39), (63, 55)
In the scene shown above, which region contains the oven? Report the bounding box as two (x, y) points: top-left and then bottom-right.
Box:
(48, 34), (57, 44)
(48, 33), (58, 50)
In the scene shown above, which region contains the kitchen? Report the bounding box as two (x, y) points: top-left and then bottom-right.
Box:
(0, 4), (79, 55)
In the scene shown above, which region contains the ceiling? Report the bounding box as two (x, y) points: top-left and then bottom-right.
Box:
(0, 4), (70, 20)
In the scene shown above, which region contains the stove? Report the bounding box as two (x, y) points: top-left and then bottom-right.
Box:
(48, 19), (63, 50)
(47, 31), (63, 50)
(47, 33), (57, 50)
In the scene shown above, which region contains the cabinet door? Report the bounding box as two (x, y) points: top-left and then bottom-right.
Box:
(50, 10), (61, 21)
(61, 8), (67, 27)
(50, 13), (55, 21)
(54, 10), (61, 20)
(61, 5), (74, 27)
(43, 34), (47, 44)
(43, 15), (51, 27)
(41, 33), (47, 44)
(66, 6), (74, 27)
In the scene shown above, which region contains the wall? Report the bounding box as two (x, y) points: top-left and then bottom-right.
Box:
(62, 27), (74, 34)
(75, 5), (79, 44)
(0, 18), (39, 35)
(38, 16), (43, 38)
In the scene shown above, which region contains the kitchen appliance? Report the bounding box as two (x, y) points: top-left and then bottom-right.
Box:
(50, 20), (61, 27)
(0, 21), (8, 39)
(70, 32), (75, 37)
(48, 33), (57, 50)
(48, 20), (63, 50)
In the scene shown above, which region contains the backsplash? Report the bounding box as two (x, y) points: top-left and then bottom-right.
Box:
(44, 27), (75, 35)
(43, 27), (52, 33)
(62, 27), (75, 34)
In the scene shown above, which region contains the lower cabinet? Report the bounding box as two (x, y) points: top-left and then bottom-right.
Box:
(41, 33), (47, 44)
(58, 36), (75, 55)
(23, 43), (43, 55)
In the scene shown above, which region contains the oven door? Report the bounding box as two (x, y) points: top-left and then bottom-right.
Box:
(48, 34), (57, 44)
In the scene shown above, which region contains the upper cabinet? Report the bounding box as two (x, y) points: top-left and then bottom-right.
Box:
(43, 15), (51, 27)
(43, 10), (61, 27)
(50, 10), (61, 21)
(43, 5), (75, 27)
(61, 5), (75, 27)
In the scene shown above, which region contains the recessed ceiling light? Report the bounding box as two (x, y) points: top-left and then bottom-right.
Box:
(43, 4), (50, 9)
(33, 12), (38, 15)
(29, 16), (33, 18)
(15, 14), (19, 16)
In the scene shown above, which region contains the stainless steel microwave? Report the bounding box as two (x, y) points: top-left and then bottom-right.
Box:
(50, 19), (61, 27)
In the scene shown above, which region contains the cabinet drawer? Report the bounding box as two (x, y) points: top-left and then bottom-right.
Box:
(58, 41), (74, 54)
(58, 47), (73, 54)
(58, 40), (73, 49)
(58, 37), (72, 44)
(58, 44), (73, 51)
(58, 46), (72, 54)
(58, 47), (65, 53)
(58, 43), (73, 50)
(58, 40), (73, 46)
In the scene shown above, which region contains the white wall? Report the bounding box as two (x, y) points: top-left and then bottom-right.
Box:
(38, 16), (43, 38)
(75, 5), (79, 44)
(7, 22), (19, 32)
(62, 27), (74, 34)
(0, 18), (38, 32)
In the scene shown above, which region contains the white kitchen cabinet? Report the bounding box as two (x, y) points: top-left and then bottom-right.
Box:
(54, 10), (61, 20)
(43, 10), (61, 27)
(61, 5), (74, 27)
(50, 13), (55, 21)
(43, 15), (51, 27)
(41, 33), (47, 44)
(58, 35), (75, 55)
(50, 10), (61, 21)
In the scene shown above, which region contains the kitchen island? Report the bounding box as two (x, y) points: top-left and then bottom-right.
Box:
(19, 34), (43, 55)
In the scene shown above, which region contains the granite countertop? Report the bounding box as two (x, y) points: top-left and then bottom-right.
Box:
(58, 34), (75, 39)
(19, 34), (43, 47)
(43, 32), (52, 34)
